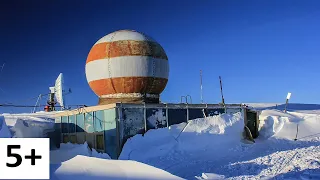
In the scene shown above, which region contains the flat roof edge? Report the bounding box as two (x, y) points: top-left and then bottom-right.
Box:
(54, 103), (117, 117)
(54, 103), (245, 117)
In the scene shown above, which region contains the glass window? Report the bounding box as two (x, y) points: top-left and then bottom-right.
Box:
(61, 116), (68, 133)
(94, 110), (104, 132)
(85, 112), (94, 133)
(68, 115), (76, 133)
(76, 114), (85, 132)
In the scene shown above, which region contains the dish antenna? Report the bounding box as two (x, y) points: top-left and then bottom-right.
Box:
(51, 73), (71, 110)
(33, 73), (71, 112)
(54, 73), (64, 109)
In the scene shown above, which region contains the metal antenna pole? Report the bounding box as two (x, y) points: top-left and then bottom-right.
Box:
(200, 70), (203, 104)
(219, 76), (225, 105)
(284, 92), (291, 113)
(33, 94), (42, 113)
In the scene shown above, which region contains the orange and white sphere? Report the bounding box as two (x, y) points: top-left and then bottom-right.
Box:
(85, 30), (169, 104)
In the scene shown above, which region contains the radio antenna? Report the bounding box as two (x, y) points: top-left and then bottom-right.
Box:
(200, 70), (203, 104)
(219, 76), (225, 106)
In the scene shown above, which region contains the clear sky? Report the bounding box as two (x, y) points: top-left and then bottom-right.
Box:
(1, 0), (320, 112)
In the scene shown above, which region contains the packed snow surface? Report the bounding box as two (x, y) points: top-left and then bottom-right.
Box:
(1, 111), (182, 179)
(120, 112), (244, 161)
(50, 142), (111, 164)
(120, 109), (320, 179)
(0, 116), (11, 138)
(51, 155), (183, 180)
(1, 111), (56, 138)
(2, 104), (320, 179)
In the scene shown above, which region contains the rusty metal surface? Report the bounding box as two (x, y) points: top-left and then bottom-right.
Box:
(86, 40), (168, 63)
(98, 96), (160, 105)
(85, 30), (169, 105)
(89, 77), (168, 96)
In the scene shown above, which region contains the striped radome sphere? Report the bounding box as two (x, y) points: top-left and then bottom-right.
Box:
(85, 30), (169, 104)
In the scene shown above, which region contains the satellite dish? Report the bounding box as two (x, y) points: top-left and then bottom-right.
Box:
(54, 73), (65, 110)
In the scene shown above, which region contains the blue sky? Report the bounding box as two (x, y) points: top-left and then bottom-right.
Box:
(1, 0), (320, 112)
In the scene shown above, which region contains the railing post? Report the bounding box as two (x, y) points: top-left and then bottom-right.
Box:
(144, 103), (147, 132)
(166, 103), (169, 127)
(116, 103), (123, 158)
(186, 95), (192, 104)
(186, 103), (189, 122)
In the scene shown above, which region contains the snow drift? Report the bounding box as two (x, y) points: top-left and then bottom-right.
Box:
(2, 105), (319, 180)
(50, 142), (111, 164)
(119, 112), (244, 161)
(51, 155), (183, 180)
(2, 112), (56, 138)
(118, 109), (319, 179)
(0, 116), (11, 137)
(197, 109), (320, 179)
(259, 109), (320, 140)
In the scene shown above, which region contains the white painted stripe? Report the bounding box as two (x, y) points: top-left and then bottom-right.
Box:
(85, 56), (169, 82)
(94, 30), (155, 45)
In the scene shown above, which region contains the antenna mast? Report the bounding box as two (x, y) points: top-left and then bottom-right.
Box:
(47, 87), (56, 111)
(200, 70), (203, 104)
(219, 76), (225, 106)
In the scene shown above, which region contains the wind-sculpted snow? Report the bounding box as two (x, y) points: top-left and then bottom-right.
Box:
(50, 142), (111, 164)
(2, 105), (320, 179)
(50, 155), (183, 180)
(2, 112), (56, 138)
(0, 116), (11, 137)
(119, 112), (244, 161)
(119, 109), (320, 179)
(211, 145), (320, 180)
